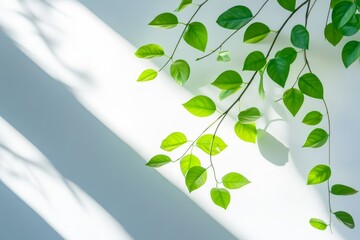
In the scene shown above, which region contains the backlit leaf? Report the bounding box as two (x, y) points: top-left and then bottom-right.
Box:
(342, 40), (360, 68)
(212, 70), (243, 90)
(219, 88), (240, 100)
(185, 166), (207, 192)
(298, 73), (324, 99)
(309, 218), (328, 231)
(222, 172), (250, 189)
(302, 111), (323, 125)
(196, 134), (227, 155)
(170, 59), (190, 85)
(175, 0), (192, 12)
(334, 211), (355, 229)
(303, 128), (329, 148)
(291, 24), (309, 50)
(135, 44), (164, 59)
(243, 22), (270, 43)
(184, 22), (208, 52)
(216, 6), (253, 30)
(243, 51), (266, 71)
(238, 107), (261, 124)
(211, 188), (231, 209)
(161, 132), (187, 152)
(180, 154), (201, 176)
(267, 58), (290, 87)
(234, 122), (257, 143)
(331, 184), (358, 195)
(283, 88), (304, 116)
(149, 13), (178, 29)
(146, 154), (172, 167)
(137, 69), (158, 82)
(217, 51), (231, 62)
(183, 95), (216, 117)
(307, 164), (331, 185)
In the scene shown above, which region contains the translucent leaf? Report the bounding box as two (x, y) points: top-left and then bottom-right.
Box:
(161, 132), (188, 152)
(275, 47), (298, 64)
(137, 69), (158, 82)
(217, 51), (231, 62)
(243, 51), (266, 71)
(170, 59), (190, 85)
(135, 44), (164, 59)
(146, 154), (172, 167)
(238, 107), (261, 124)
(309, 218), (328, 231)
(183, 22), (208, 52)
(222, 172), (250, 189)
(258, 70), (265, 98)
(219, 88), (240, 100)
(303, 128), (329, 148)
(331, 184), (358, 195)
(277, 0), (296, 12)
(212, 70), (243, 90)
(266, 58), (290, 87)
(298, 73), (324, 99)
(302, 111), (323, 125)
(148, 13), (178, 29)
(211, 188), (231, 209)
(332, 2), (356, 29)
(334, 211), (355, 229)
(182, 95), (216, 117)
(234, 122), (257, 143)
(291, 24), (309, 50)
(180, 154), (201, 176)
(307, 164), (331, 185)
(342, 40), (360, 68)
(196, 134), (227, 155)
(283, 88), (304, 116)
(216, 5), (253, 30)
(185, 166), (207, 192)
(175, 0), (192, 12)
(243, 22), (270, 43)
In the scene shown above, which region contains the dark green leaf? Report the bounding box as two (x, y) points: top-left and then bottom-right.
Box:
(161, 132), (187, 151)
(303, 128), (329, 148)
(170, 59), (190, 85)
(217, 51), (231, 62)
(238, 107), (261, 124)
(222, 172), (251, 189)
(234, 122), (257, 143)
(302, 111), (323, 125)
(283, 88), (304, 116)
(307, 164), (331, 185)
(211, 188), (231, 209)
(331, 184), (358, 195)
(342, 40), (360, 68)
(331, 0), (353, 9)
(324, 23), (343, 46)
(258, 70), (265, 98)
(146, 154), (172, 167)
(184, 22), (208, 52)
(275, 47), (298, 64)
(291, 24), (309, 50)
(149, 13), (178, 29)
(309, 218), (328, 231)
(212, 70), (243, 90)
(332, 2), (357, 29)
(298, 73), (324, 99)
(183, 95), (216, 117)
(219, 88), (240, 100)
(243, 51), (266, 71)
(277, 0), (296, 12)
(339, 14), (360, 36)
(267, 58), (290, 87)
(334, 211), (355, 229)
(216, 6), (253, 30)
(196, 134), (227, 155)
(175, 0), (192, 12)
(180, 154), (201, 176)
(135, 44), (164, 58)
(185, 166), (207, 192)
(243, 22), (271, 43)
(137, 69), (158, 82)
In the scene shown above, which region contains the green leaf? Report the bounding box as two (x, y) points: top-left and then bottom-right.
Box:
(342, 40), (360, 68)
(298, 73), (324, 99)
(302, 111), (323, 125)
(146, 154), (172, 167)
(275, 47), (298, 64)
(196, 134), (227, 155)
(222, 172), (251, 189)
(148, 13), (178, 29)
(324, 23), (343, 46)
(283, 88), (304, 116)
(186, 166), (207, 192)
(307, 164), (331, 185)
(258, 70), (265, 99)
(183, 22), (208, 52)
(331, 184), (358, 195)
(161, 132), (187, 152)
(182, 95), (216, 117)
(243, 51), (266, 71)
(238, 107), (261, 124)
(243, 22), (271, 43)
(216, 6), (253, 30)
(175, 0), (192, 12)
(234, 122), (257, 143)
(303, 128), (329, 148)
(219, 88), (240, 100)
(267, 58), (290, 87)
(291, 24), (309, 50)
(332, 2), (357, 29)
(331, 0), (353, 9)
(135, 44), (164, 59)
(211, 188), (231, 209)
(339, 14), (360, 36)
(170, 59), (190, 85)
(334, 211), (355, 229)
(217, 51), (231, 62)
(137, 69), (158, 82)
(212, 70), (243, 90)
(180, 154), (201, 176)
(277, 0), (296, 12)
(309, 218), (328, 231)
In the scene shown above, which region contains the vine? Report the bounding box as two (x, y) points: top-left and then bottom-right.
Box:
(135, 0), (359, 233)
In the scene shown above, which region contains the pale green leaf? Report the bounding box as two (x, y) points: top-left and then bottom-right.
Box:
(161, 132), (187, 152)
(331, 184), (358, 195)
(212, 70), (243, 90)
(243, 51), (266, 71)
(217, 51), (231, 62)
(185, 166), (207, 192)
(211, 188), (231, 209)
(219, 88), (240, 100)
(334, 211), (355, 229)
(216, 5), (253, 30)
(302, 111), (323, 125)
(196, 134), (227, 155)
(234, 122), (257, 143)
(135, 44), (164, 59)
(183, 22), (208, 52)
(238, 107), (261, 124)
(298, 73), (324, 99)
(182, 95), (216, 117)
(137, 69), (158, 82)
(309, 218), (328, 231)
(283, 88), (304, 116)
(175, 0), (192, 12)
(243, 22), (270, 43)
(170, 59), (190, 85)
(180, 154), (201, 176)
(303, 128), (329, 148)
(149, 13), (178, 29)
(146, 154), (172, 167)
(307, 164), (331, 185)
(222, 172), (250, 189)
